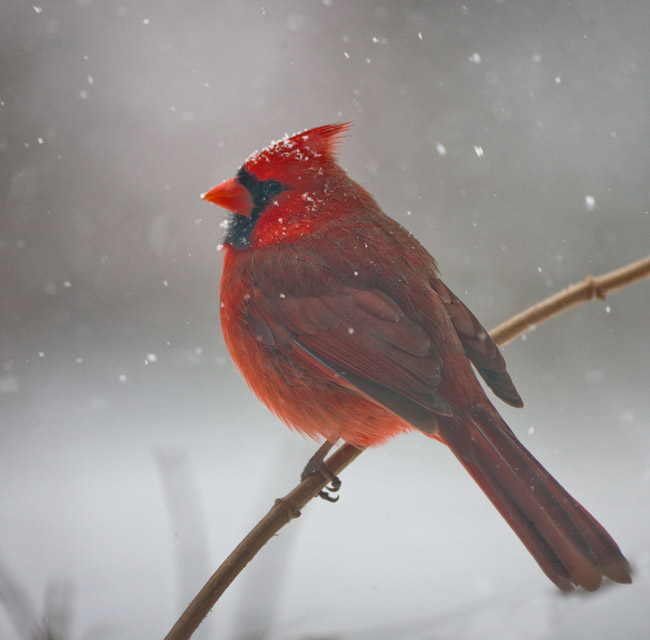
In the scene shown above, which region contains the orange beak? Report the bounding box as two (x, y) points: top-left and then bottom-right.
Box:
(202, 177), (254, 217)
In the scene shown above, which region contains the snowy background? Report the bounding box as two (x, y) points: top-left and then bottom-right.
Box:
(1, 1), (649, 638)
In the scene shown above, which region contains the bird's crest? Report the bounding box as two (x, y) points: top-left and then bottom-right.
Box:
(243, 123), (352, 180)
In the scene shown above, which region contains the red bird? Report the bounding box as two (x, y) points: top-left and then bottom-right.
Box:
(203, 123), (631, 591)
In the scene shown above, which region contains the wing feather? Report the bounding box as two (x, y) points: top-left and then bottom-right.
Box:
(431, 277), (523, 407)
(247, 287), (453, 424)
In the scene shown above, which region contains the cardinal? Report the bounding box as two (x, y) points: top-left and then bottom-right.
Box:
(202, 123), (631, 591)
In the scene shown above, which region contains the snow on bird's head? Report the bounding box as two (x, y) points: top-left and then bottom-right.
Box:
(243, 123), (351, 181)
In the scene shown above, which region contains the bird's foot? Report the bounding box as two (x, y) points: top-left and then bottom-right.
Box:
(301, 440), (342, 502)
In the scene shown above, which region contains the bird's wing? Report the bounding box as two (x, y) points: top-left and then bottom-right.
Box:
(430, 277), (523, 408)
(246, 285), (453, 433)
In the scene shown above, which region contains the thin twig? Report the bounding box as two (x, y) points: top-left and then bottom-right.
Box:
(491, 254), (650, 346)
(165, 254), (649, 640)
(164, 444), (363, 640)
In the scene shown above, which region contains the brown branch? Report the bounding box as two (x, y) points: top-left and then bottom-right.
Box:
(164, 253), (649, 640)
(164, 444), (363, 640)
(490, 254), (650, 346)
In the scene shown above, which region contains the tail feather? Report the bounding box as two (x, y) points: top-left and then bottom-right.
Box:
(439, 405), (632, 591)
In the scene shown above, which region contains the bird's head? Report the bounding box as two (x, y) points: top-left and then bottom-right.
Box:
(202, 123), (351, 248)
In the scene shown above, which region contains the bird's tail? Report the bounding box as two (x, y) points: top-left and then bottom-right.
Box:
(438, 405), (631, 591)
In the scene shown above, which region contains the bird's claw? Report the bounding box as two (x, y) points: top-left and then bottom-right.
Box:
(301, 441), (342, 502)
(318, 477), (342, 502)
(318, 488), (340, 502)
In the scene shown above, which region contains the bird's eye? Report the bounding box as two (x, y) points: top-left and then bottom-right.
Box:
(263, 180), (283, 197)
